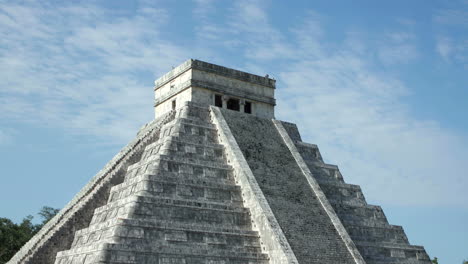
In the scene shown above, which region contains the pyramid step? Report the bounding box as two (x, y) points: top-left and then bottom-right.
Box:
(74, 218), (261, 240)
(332, 203), (389, 226)
(105, 242), (268, 259)
(143, 141), (163, 152)
(140, 137), (227, 165)
(126, 142), (165, 173)
(173, 120), (218, 135)
(176, 117), (216, 129)
(295, 141), (323, 162)
(123, 156), (234, 183)
(94, 195), (248, 216)
(328, 197), (366, 208)
(305, 161), (346, 183)
(173, 133), (219, 145)
(109, 176), (242, 205)
(90, 196), (253, 227)
(154, 157), (233, 179)
(158, 154), (229, 168)
(111, 173), (240, 196)
(109, 183), (242, 207)
(70, 224), (263, 254)
(341, 218), (393, 229)
(365, 260), (431, 264)
(159, 139), (226, 162)
(56, 244), (269, 264)
(132, 195), (248, 212)
(137, 171), (236, 187)
(168, 136), (224, 149)
(345, 224), (409, 244)
(73, 231), (262, 254)
(178, 102), (212, 121)
(72, 218), (262, 250)
(125, 171), (236, 187)
(140, 142), (164, 160)
(132, 152), (233, 173)
(355, 241), (430, 262)
(319, 181), (367, 207)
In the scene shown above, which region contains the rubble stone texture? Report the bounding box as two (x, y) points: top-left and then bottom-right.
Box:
(8, 59), (432, 264)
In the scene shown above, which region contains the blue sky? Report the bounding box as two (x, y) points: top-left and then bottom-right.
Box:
(0, 0), (467, 263)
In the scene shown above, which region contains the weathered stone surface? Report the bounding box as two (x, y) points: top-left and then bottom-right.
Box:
(52, 103), (269, 264)
(279, 121), (431, 264)
(9, 59), (432, 264)
(220, 108), (357, 264)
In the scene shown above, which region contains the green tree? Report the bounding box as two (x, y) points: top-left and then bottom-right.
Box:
(462, 260), (468, 264)
(432, 257), (439, 264)
(38, 206), (60, 226)
(0, 206), (59, 264)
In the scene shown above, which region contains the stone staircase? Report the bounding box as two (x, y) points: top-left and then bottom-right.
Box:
(54, 104), (269, 264)
(293, 140), (431, 264)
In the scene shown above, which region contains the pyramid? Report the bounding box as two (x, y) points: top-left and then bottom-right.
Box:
(8, 59), (432, 264)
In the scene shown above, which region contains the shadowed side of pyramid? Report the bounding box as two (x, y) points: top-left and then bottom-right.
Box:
(8, 59), (433, 264)
(53, 104), (270, 264)
(7, 110), (177, 264)
(216, 107), (432, 264)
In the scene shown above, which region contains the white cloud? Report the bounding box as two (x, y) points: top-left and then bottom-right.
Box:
(434, 6), (468, 66)
(194, 2), (468, 206)
(378, 32), (419, 65)
(436, 36), (453, 61)
(225, 0), (296, 61)
(0, 2), (189, 144)
(434, 9), (468, 26)
(435, 35), (468, 66)
(0, 129), (14, 145)
(193, 0), (216, 19)
(272, 18), (467, 207)
(1, 0), (467, 209)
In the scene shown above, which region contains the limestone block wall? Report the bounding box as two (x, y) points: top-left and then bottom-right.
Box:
(279, 121), (432, 264)
(154, 59), (276, 119)
(192, 69), (275, 99)
(154, 84), (192, 118)
(53, 102), (270, 264)
(7, 111), (176, 264)
(210, 106), (298, 264)
(154, 69), (192, 101)
(220, 108), (358, 264)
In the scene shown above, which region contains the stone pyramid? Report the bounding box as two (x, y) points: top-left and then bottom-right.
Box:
(8, 59), (432, 264)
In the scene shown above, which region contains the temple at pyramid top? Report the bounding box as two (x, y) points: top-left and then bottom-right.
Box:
(9, 59), (432, 264)
(154, 59), (276, 119)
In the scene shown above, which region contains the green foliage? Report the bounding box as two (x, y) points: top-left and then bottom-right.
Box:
(38, 206), (60, 225)
(0, 206), (59, 264)
(432, 257), (439, 264)
(463, 260), (468, 264)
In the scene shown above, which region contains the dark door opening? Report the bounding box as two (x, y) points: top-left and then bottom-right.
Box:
(245, 101), (252, 114)
(172, 100), (176, 110)
(227, 98), (240, 111)
(215, 94), (222, 107)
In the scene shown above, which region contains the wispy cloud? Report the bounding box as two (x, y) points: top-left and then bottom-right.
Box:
(433, 5), (468, 67)
(213, 4), (468, 207)
(0, 2), (189, 144)
(435, 35), (468, 66)
(434, 9), (468, 26)
(0, 129), (14, 145)
(193, 0), (216, 20)
(436, 36), (453, 61)
(1, 0), (467, 208)
(203, 1), (467, 207)
(377, 32), (419, 65)
(273, 16), (467, 207)
(226, 0), (296, 61)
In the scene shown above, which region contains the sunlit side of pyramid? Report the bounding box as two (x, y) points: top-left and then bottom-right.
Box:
(9, 59), (431, 264)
